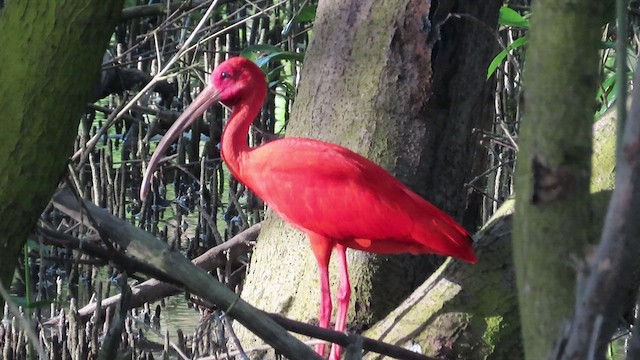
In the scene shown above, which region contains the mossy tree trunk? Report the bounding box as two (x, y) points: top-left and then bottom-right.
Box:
(513, 1), (608, 359)
(365, 203), (520, 359)
(362, 109), (619, 359)
(0, 1), (124, 293)
(238, 0), (500, 351)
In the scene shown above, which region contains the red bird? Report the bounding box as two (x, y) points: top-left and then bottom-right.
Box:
(140, 57), (476, 359)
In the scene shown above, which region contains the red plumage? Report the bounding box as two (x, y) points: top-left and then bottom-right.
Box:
(140, 57), (476, 360)
(243, 138), (475, 261)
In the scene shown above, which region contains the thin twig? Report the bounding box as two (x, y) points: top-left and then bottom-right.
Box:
(0, 283), (48, 359)
(71, 0), (222, 161)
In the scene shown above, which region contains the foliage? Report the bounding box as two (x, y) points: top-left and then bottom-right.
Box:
(489, 4), (639, 120)
(487, 5), (529, 79)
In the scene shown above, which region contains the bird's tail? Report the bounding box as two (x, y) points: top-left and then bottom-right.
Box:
(407, 191), (477, 263)
(419, 214), (477, 263)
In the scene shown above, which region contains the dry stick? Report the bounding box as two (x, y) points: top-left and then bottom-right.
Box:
(88, 103), (139, 123)
(50, 189), (321, 360)
(73, 0), (285, 163)
(120, 0), (213, 23)
(227, 186), (249, 230)
(266, 314), (432, 360)
(627, 300), (640, 358)
(553, 58), (640, 359)
(89, 151), (100, 204)
(47, 201), (428, 359)
(67, 164), (85, 198)
(38, 225), (178, 286)
(466, 159), (516, 189)
(118, 165), (126, 219)
(0, 283), (47, 359)
(97, 275), (130, 360)
(72, 0), (222, 162)
(200, 158), (223, 246)
(92, 282), (103, 356)
(184, 1), (287, 55)
(67, 223), (260, 318)
(222, 316), (249, 360)
(103, 149), (114, 212)
(75, 99), (129, 167)
(125, 303), (191, 359)
(198, 340), (327, 360)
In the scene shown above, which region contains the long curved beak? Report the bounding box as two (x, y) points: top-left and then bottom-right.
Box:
(140, 85), (220, 200)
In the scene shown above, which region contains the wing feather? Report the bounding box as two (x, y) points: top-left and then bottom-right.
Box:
(239, 137), (474, 261)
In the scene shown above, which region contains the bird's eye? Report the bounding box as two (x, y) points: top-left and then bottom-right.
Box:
(221, 72), (230, 79)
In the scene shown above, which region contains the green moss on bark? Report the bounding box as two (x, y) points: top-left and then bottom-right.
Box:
(359, 114), (617, 358)
(512, 1), (609, 358)
(0, 1), (124, 290)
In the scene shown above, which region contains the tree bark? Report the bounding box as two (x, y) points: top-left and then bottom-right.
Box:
(512, 0), (608, 358)
(361, 110), (619, 359)
(0, 1), (124, 292)
(237, 0), (500, 352)
(365, 202), (519, 360)
(553, 58), (640, 359)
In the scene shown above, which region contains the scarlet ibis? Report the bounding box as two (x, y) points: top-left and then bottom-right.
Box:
(140, 57), (476, 359)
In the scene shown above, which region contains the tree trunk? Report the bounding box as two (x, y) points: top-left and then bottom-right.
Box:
(0, 1), (124, 292)
(362, 110), (618, 359)
(365, 202), (519, 360)
(237, 0), (500, 351)
(512, 0), (608, 358)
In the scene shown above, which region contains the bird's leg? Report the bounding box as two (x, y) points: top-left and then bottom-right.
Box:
(308, 233), (335, 357)
(329, 244), (351, 360)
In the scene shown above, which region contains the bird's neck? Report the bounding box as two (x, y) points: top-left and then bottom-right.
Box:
(220, 95), (262, 180)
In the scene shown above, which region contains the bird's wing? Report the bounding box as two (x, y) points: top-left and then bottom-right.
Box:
(240, 137), (473, 260)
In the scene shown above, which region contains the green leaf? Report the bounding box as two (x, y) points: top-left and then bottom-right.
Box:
(605, 80), (617, 105)
(600, 41), (616, 50)
(266, 64), (286, 82)
(256, 52), (304, 68)
(240, 45), (304, 81)
(597, 74), (616, 99)
(498, 6), (530, 28)
(487, 36), (528, 79)
(26, 300), (54, 309)
(276, 80), (297, 99)
(240, 44), (284, 62)
(123, 0), (138, 9)
(240, 45), (304, 69)
(24, 238), (40, 250)
(9, 296), (55, 309)
(282, 4), (317, 36)
(295, 4), (317, 22)
(10, 296), (29, 307)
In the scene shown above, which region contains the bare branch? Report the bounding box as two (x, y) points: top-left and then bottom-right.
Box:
(51, 188), (321, 360)
(73, 224), (259, 318)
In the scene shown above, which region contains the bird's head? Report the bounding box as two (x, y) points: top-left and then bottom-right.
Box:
(139, 57), (266, 200)
(210, 57), (267, 107)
